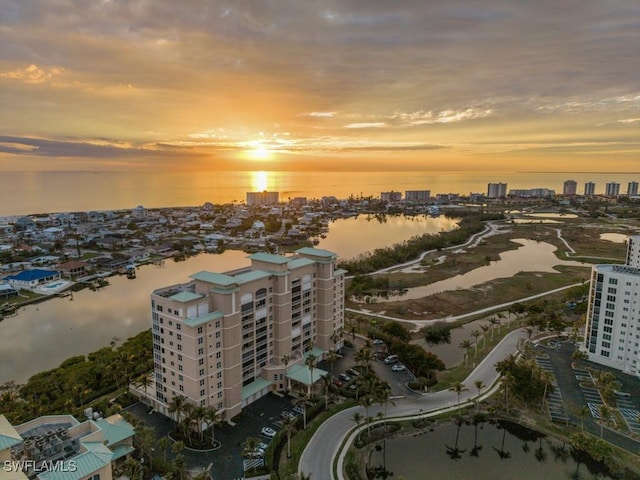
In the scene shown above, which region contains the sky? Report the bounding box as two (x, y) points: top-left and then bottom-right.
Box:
(0, 0), (639, 173)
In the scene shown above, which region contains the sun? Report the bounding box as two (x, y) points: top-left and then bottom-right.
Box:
(248, 145), (272, 161)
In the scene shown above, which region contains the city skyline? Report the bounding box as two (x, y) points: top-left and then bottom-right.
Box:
(1, 1), (639, 174)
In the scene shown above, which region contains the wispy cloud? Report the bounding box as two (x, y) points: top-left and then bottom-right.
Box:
(343, 122), (386, 129)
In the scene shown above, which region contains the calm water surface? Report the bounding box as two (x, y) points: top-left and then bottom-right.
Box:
(370, 420), (612, 480)
(0, 215), (453, 383)
(368, 239), (587, 303)
(1, 170), (638, 216)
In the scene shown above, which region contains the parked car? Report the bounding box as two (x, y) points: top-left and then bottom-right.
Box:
(391, 364), (406, 372)
(384, 355), (399, 365)
(333, 378), (343, 387)
(261, 427), (277, 438)
(293, 406), (305, 415)
(338, 373), (352, 382)
(346, 368), (360, 377)
(372, 339), (385, 345)
(280, 411), (295, 420)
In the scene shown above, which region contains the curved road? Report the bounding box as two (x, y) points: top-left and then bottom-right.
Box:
(299, 328), (529, 479)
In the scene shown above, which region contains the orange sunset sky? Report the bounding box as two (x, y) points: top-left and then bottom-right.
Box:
(0, 1), (638, 173)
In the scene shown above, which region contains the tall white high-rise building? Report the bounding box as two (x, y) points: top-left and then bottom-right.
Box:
(582, 235), (640, 377)
(605, 182), (620, 197)
(584, 182), (596, 196)
(487, 182), (507, 198)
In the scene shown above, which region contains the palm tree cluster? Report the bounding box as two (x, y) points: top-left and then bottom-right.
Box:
(168, 395), (222, 448)
(495, 354), (550, 414)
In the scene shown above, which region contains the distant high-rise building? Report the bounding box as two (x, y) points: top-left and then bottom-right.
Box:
(487, 182), (507, 198)
(605, 182), (620, 197)
(404, 190), (431, 202)
(246, 191), (279, 206)
(563, 180), (577, 196)
(584, 182), (596, 196)
(582, 235), (640, 377)
(380, 191), (402, 202)
(627, 181), (639, 196)
(508, 188), (554, 198)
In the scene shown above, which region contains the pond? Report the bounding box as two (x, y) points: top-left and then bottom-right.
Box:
(368, 419), (613, 480)
(364, 239), (587, 303)
(315, 214), (459, 260)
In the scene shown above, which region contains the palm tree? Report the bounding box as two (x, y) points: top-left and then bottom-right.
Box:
(351, 412), (364, 442)
(449, 382), (468, 414)
(474, 380), (485, 414)
(294, 387), (311, 430)
(282, 416), (296, 459)
(598, 404), (613, 438)
(359, 394), (374, 438)
(489, 317), (500, 341)
(459, 340), (472, 367)
(574, 405), (590, 433)
(168, 394), (187, 427)
(282, 354), (291, 393)
(326, 349), (339, 377)
(319, 374), (333, 410)
(539, 370), (554, 413)
(157, 436), (170, 463)
(305, 353), (318, 396)
(355, 347), (373, 370)
(496, 312), (506, 332)
(203, 407), (221, 446)
(136, 373), (153, 405)
(500, 372), (515, 415)
(471, 330), (481, 357)
(480, 324), (490, 349)
(241, 437), (260, 472)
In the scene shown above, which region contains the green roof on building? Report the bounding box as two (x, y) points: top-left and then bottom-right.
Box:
(295, 247), (337, 259)
(287, 257), (315, 269)
(184, 311), (223, 327)
(286, 364), (328, 387)
(93, 414), (134, 447)
(190, 271), (237, 286)
(169, 291), (203, 303)
(38, 443), (113, 480)
(0, 414), (22, 450)
(241, 377), (272, 401)
(248, 252), (290, 265)
(235, 270), (272, 283)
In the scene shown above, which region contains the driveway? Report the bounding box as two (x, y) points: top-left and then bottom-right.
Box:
(125, 392), (297, 480)
(300, 328), (529, 480)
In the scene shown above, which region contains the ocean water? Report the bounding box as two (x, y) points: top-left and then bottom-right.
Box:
(1, 170), (638, 216)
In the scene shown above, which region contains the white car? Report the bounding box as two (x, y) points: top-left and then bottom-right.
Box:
(391, 364), (406, 372)
(261, 427), (277, 438)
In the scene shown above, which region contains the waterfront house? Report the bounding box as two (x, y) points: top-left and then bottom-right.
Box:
(5, 269), (61, 290)
(58, 261), (91, 279)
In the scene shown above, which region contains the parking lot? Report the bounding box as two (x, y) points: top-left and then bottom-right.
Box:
(126, 391), (297, 480)
(536, 339), (640, 455)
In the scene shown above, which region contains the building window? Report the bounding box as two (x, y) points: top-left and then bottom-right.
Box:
(198, 326), (204, 334)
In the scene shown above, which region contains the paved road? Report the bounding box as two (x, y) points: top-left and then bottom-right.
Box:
(299, 328), (528, 479)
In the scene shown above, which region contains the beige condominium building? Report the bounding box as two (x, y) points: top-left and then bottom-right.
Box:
(147, 247), (346, 420)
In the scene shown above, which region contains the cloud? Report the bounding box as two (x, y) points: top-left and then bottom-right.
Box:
(0, 64), (65, 84)
(299, 111), (337, 118)
(343, 122), (386, 129)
